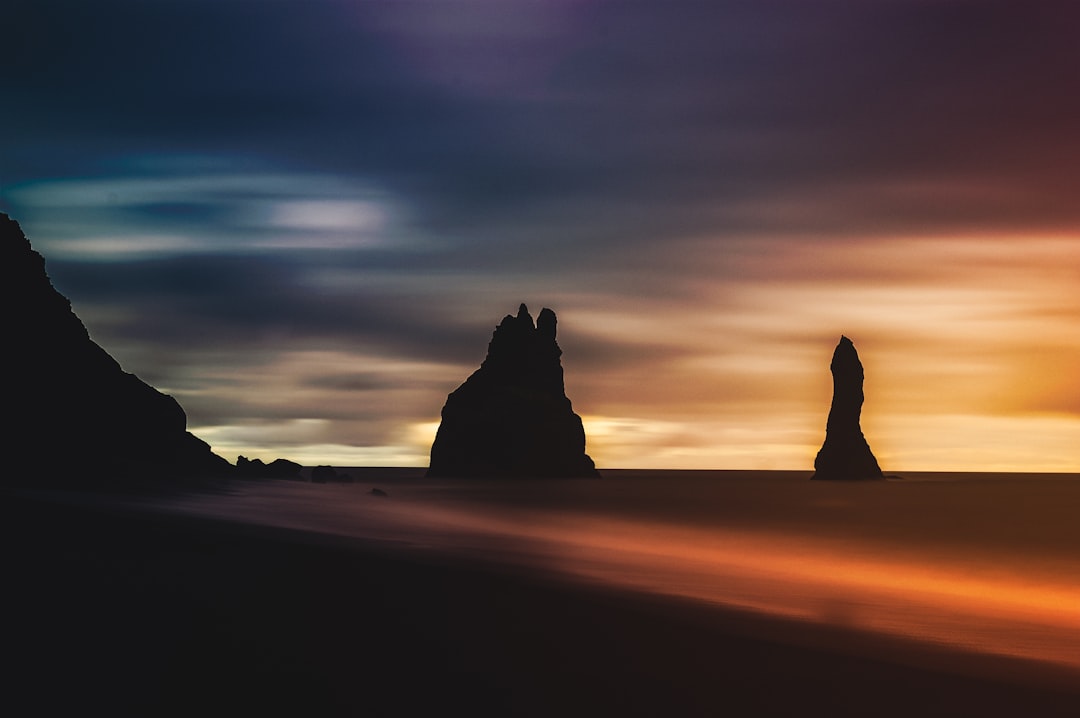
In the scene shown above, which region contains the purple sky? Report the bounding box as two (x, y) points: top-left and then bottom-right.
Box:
(3, 1), (1079, 469)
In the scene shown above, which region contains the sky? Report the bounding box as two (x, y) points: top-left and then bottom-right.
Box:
(3, 0), (1079, 471)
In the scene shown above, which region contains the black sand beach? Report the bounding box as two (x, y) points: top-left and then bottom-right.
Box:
(6, 480), (1080, 717)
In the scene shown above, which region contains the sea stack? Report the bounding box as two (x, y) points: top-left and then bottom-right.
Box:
(428, 303), (599, 478)
(1, 212), (232, 485)
(811, 335), (883, 480)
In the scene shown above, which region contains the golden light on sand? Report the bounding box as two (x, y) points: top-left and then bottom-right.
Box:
(160, 477), (1080, 673)
(543, 517), (1080, 670)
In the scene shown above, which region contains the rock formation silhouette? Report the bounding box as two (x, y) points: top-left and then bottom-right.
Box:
(812, 336), (883, 480)
(2, 212), (232, 485)
(428, 303), (599, 478)
(311, 465), (354, 483)
(236, 456), (302, 480)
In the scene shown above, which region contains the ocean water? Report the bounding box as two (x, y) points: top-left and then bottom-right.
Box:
(126, 470), (1080, 671)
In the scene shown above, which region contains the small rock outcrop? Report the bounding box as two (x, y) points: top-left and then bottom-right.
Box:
(236, 456), (303, 480)
(2, 212), (233, 485)
(427, 303), (599, 478)
(811, 336), (883, 480)
(311, 465), (353, 483)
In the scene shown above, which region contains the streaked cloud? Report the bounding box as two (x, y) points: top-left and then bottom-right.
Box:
(2, 0), (1079, 470)
(8, 164), (405, 259)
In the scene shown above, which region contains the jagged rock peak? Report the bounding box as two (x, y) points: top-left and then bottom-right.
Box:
(537, 307), (557, 340)
(427, 303), (599, 478)
(811, 335), (883, 480)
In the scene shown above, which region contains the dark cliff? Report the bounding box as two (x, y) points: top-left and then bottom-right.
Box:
(1, 213), (232, 485)
(427, 303), (599, 478)
(811, 335), (883, 480)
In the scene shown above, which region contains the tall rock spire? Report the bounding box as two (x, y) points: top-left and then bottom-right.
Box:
(427, 303), (599, 478)
(811, 336), (883, 480)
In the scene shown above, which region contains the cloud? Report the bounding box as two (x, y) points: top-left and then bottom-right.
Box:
(7, 166), (405, 258)
(10, 1), (1080, 254)
(4, 1), (1080, 469)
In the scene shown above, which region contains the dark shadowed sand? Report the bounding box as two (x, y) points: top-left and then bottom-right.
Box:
(6, 471), (1080, 716)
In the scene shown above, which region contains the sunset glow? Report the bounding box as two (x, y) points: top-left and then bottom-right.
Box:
(4, 1), (1080, 471)
(155, 477), (1080, 672)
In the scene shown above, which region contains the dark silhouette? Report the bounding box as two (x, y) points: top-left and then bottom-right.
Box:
(428, 303), (599, 478)
(311, 465), (335, 483)
(812, 336), (883, 480)
(8, 491), (1080, 717)
(236, 456), (303, 480)
(311, 464), (354, 483)
(1, 212), (232, 485)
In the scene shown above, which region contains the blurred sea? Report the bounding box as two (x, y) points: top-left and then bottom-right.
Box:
(58, 469), (1080, 672)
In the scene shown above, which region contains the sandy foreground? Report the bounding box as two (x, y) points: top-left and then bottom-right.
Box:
(5, 477), (1080, 717)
